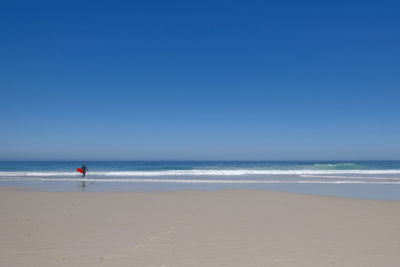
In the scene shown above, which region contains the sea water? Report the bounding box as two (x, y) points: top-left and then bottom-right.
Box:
(1, 161), (400, 200)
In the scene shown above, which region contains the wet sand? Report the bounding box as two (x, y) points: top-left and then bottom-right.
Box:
(1, 188), (399, 266)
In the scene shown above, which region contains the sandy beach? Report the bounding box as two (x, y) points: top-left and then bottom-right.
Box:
(0, 188), (399, 267)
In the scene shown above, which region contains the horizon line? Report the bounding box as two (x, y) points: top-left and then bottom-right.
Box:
(1, 159), (400, 162)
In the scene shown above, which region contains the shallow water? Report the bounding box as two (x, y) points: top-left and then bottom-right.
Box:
(1, 161), (400, 200)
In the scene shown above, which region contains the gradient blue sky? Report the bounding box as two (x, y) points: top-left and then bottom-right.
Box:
(1, 0), (399, 160)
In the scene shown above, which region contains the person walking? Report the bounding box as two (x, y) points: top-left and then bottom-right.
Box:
(81, 164), (88, 177)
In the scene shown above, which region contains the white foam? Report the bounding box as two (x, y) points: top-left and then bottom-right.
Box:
(1, 169), (400, 177)
(2, 177), (400, 184)
(300, 174), (400, 179)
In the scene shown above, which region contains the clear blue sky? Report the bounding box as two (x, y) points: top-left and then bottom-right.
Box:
(1, 0), (399, 160)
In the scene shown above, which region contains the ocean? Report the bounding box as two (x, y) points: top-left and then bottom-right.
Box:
(1, 161), (400, 200)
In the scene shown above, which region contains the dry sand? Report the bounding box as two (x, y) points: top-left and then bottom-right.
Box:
(0, 188), (399, 267)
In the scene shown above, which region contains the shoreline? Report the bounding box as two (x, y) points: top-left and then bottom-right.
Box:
(1, 188), (400, 266)
(2, 181), (400, 201)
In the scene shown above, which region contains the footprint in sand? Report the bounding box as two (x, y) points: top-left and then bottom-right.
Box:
(99, 254), (117, 262)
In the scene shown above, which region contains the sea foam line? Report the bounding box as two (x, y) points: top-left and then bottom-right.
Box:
(1, 169), (400, 177)
(299, 174), (400, 179)
(1, 177), (400, 184)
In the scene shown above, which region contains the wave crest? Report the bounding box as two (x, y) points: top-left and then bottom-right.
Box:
(1, 169), (400, 177)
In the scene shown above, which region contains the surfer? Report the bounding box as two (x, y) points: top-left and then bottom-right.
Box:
(81, 164), (88, 177)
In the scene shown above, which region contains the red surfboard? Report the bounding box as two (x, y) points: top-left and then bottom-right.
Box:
(77, 168), (83, 173)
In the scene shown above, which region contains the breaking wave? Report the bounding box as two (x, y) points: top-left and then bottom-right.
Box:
(1, 169), (400, 177)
